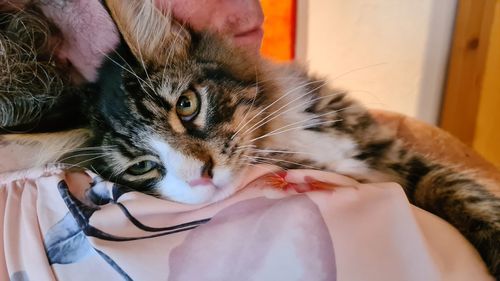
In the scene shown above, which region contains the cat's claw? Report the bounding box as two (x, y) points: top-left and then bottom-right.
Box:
(262, 171), (339, 193)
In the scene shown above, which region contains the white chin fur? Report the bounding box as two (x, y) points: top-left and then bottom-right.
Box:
(154, 166), (266, 205)
(156, 173), (217, 205)
(154, 170), (239, 205)
(149, 138), (275, 204)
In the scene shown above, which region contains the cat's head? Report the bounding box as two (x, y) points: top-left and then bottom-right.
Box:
(80, 0), (284, 204)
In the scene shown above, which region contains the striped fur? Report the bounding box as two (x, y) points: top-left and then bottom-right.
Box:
(80, 0), (500, 274)
(0, 0), (498, 277)
(79, 39), (500, 275)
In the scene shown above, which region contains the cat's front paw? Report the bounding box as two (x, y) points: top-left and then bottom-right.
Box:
(261, 171), (342, 193)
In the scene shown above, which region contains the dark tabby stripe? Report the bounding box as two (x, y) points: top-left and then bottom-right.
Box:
(411, 168), (500, 276)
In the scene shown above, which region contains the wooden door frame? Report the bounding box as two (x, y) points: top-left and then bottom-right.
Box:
(439, 0), (498, 145)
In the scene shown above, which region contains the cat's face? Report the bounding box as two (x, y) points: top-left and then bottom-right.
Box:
(91, 52), (271, 204)
(76, 0), (314, 204)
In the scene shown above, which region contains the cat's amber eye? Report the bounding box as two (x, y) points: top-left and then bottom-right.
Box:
(126, 160), (158, 176)
(176, 90), (200, 121)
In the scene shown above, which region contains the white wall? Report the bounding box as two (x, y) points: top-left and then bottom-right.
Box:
(296, 0), (457, 124)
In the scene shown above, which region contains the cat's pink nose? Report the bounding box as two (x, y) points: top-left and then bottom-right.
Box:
(189, 157), (214, 187)
(201, 158), (214, 178)
(188, 178), (213, 187)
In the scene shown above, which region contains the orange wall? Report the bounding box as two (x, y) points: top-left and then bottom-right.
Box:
(260, 0), (296, 61)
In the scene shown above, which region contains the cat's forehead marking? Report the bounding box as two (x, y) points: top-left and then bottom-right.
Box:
(149, 136), (206, 167)
(156, 71), (193, 98)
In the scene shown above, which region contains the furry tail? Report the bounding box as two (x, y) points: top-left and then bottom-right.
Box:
(407, 161), (500, 278)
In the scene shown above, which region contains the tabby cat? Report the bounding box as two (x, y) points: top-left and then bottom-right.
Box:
(1, 0), (499, 277)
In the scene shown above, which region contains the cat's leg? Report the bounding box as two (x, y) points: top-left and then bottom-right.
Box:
(0, 129), (90, 172)
(260, 170), (346, 193)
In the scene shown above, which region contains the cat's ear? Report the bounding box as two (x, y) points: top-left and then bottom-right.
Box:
(104, 0), (190, 64)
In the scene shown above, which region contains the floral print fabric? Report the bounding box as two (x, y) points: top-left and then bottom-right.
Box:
(0, 167), (493, 281)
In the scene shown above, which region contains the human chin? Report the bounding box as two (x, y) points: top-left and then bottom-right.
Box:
(232, 27), (264, 54)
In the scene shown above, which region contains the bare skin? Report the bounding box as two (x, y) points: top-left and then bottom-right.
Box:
(36, 0), (263, 82)
(155, 0), (264, 52)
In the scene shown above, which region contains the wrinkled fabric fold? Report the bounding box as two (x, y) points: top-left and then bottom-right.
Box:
(0, 167), (493, 281)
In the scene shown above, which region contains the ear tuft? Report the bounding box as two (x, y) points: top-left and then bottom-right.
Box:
(104, 0), (190, 65)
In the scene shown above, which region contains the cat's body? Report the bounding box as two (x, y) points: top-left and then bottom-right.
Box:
(1, 0), (499, 277)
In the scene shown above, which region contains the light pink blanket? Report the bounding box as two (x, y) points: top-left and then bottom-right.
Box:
(0, 167), (493, 281)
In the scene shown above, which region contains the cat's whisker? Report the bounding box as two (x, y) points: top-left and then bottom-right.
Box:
(245, 103), (355, 144)
(239, 156), (285, 171)
(57, 151), (108, 159)
(232, 148), (252, 155)
(51, 145), (116, 155)
(233, 144), (257, 152)
(236, 144), (258, 149)
(75, 160), (125, 186)
(231, 66), (259, 139)
(59, 150), (109, 157)
(231, 146), (256, 156)
(99, 50), (155, 91)
(240, 161), (287, 175)
(244, 162), (281, 172)
(80, 164), (104, 178)
(231, 79), (325, 140)
(245, 148), (315, 156)
(67, 154), (110, 167)
(236, 79), (326, 132)
(65, 145), (116, 151)
(49, 147), (116, 162)
(243, 155), (318, 170)
(43, 162), (78, 170)
(331, 62), (387, 82)
(246, 119), (343, 144)
(89, 167), (110, 183)
(102, 60), (155, 97)
(107, 49), (151, 87)
(239, 80), (328, 137)
(161, 21), (187, 82)
(132, 35), (156, 97)
(107, 169), (124, 183)
(44, 160), (106, 177)
(258, 118), (343, 140)
(57, 152), (109, 164)
(242, 91), (344, 137)
(253, 104), (354, 139)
